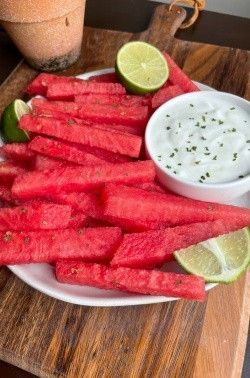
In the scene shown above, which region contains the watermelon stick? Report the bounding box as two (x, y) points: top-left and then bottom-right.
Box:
(55, 261), (205, 302)
(47, 81), (126, 100)
(0, 203), (72, 231)
(26, 73), (83, 96)
(110, 220), (244, 269)
(75, 93), (150, 107)
(29, 137), (130, 167)
(12, 161), (155, 199)
(102, 184), (250, 229)
(20, 115), (142, 158)
(0, 227), (122, 265)
(164, 52), (199, 93)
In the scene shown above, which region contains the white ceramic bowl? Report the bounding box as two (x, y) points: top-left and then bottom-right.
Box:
(145, 91), (250, 203)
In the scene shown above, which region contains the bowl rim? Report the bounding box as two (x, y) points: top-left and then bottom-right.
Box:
(145, 90), (250, 190)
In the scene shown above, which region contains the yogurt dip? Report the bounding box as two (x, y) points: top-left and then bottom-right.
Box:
(147, 91), (250, 184)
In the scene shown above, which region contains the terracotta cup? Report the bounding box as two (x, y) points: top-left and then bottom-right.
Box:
(0, 0), (86, 71)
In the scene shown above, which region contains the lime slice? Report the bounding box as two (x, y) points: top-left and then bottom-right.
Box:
(174, 228), (250, 283)
(0, 99), (31, 143)
(116, 41), (169, 94)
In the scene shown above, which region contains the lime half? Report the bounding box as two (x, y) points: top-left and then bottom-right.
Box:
(174, 228), (250, 283)
(116, 41), (169, 94)
(0, 99), (31, 143)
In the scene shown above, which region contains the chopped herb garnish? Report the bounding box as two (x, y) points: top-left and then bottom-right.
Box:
(211, 118), (216, 122)
(186, 147), (192, 152)
(244, 120), (247, 123)
(195, 122), (200, 127)
(218, 120), (224, 125)
(205, 112), (208, 115)
(166, 126), (171, 130)
(169, 153), (175, 158)
(230, 107), (235, 110)
(212, 155), (217, 160)
(238, 175), (244, 179)
(187, 140), (191, 144)
(204, 152), (211, 156)
(231, 128), (236, 132)
(201, 175), (205, 180)
(166, 114), (170, 117)
(188, 134), (193, 137)
(199, 180), (203, 183)
(191, 146), (197, 151)
(205, 147), (209, 151)
(190, 104), (194, 107)
(206, 172), (210, 178)
(174, 148), (179, 153)
(189, 117), (194, 120)
(202, 115), (206, 122)
(220, 143), (224, 147)
(195, 161), (201, 165)
(247, 140), (250, 143)
(201, 136), (206, 141)
(232, 152), (238, 161)
(178, 163), (182, 166)
(173, 171), (177, 174)
(201, 125), (206, 129)
(157, 155), (162, 158)
(166, 165), (172, 169)
(178, 123), (182, 128)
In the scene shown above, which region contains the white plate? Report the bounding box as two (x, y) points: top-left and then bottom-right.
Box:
(3, 68), (249, 307)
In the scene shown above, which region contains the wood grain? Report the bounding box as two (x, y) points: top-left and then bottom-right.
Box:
(0, 4), (249, 378)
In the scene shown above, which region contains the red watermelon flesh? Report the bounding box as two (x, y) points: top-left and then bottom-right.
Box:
(0, 162), (26, 185)
(131, 181), (167, 194)
(0, 185), (15, 204)
(49, 191), (103, 220)
(34, 155), (71, 171)
(32, 102), (143, 136)
(20, 115), (142, 158)
(26, 73), (83, 96)
(12, 161), (155, 199)
(30, 136), (113, 167)
(110, 220), (243, 268)
(55, 261), (205, 301)
(0, 203), (72, 231)
(47, 81), (126, 100)
(0, 144), (35, 165)
(55, 260), (114, 290)
(30, 137), (131, 167)
(88, 72), (119, 83)
(67, 211), (87, 229)
(75, 93), (150, 107)
(77, 103), (149, 128)
(164, 52), (200, 93)
(0, 227), (122, 265)
(151, 85), (184, 110)
(102, 184), (250, 229)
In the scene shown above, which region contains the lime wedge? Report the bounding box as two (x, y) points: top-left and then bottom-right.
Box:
(116, 41), (169, 94)
(174, 228), (250, 283)
(0, 99), (31, 143)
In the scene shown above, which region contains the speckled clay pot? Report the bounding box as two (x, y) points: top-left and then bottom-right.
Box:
(0, 0), (85, 71)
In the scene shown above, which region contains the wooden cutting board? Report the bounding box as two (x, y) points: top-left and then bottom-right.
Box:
(0, 4), (249, 378)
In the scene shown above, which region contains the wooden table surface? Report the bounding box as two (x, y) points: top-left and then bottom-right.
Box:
(0, 1), (250, 377)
